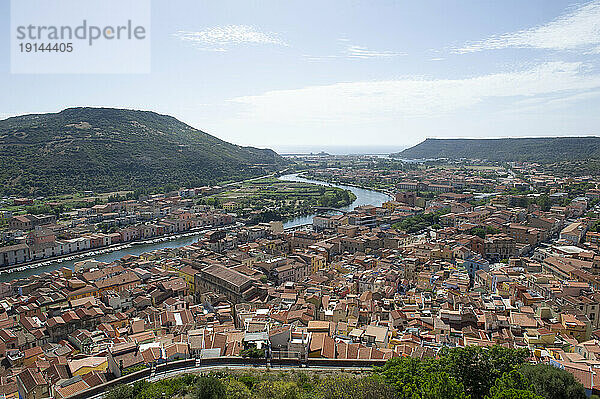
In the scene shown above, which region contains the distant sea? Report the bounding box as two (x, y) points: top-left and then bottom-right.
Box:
(272, 144), (408, 155)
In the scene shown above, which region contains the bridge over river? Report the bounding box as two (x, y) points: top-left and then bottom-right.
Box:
(313, 206), (348, 214)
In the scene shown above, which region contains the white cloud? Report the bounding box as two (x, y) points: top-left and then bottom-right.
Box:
(304, 40), (404, 61)
(173, 25), (287, 51)
(455, 1), (600, 53)
(508, 89), (600, 114)
(228, 62), (600, 124)
(344, 45), (405, 59)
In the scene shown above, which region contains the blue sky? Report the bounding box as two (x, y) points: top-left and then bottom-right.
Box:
(2, 0), (600, 152)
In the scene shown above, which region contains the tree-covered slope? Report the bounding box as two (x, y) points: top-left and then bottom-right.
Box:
(394, 137), (600, 162)
(0, 107), (287, 196)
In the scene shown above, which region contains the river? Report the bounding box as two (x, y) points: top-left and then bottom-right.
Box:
(0, 173), (391, 282)
(280, 173), (392, 228)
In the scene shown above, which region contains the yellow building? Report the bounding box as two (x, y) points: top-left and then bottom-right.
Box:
(311, 254), (326, 274)
(524, 328), (556, 347)
(68, 356), (108, 376)
(382, 201), (403, 211)
(560, 313), (589, 342)
(177, 265), (198, 293)
(67, 285), (99, 301)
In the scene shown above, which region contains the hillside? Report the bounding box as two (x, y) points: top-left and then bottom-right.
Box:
(0, 107), (287, 196)
(394, 137), (600, 162)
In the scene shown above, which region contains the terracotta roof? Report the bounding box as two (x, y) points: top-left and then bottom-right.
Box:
(55, 379), (90, 399)
(17, 368), (47, 394)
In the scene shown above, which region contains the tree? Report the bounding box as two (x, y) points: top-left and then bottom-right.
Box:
(392, 211), (448, 234)
(377, 357), (467, 399)
(436, 346), (530, 399)
(419, 371), (470, 399)
(240, 347), (265, 358)
(471, 227), (487, 238)
(487, 346), (530, 378)
(536, 194), (552, 212)
(518, 364), (586, 399)
(377, 357), (425, 397)
(488, 390), (544, 399)
(470, 226), (500, 238)
(486, 370), (543, 399)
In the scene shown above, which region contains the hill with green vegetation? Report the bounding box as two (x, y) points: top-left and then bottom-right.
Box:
(394, 137), (600, 162)
(104, 346), (590, 399)
(0, 107), (287, 196)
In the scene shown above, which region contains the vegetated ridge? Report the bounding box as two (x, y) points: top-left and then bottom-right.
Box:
(394, 137), (600, 162)
(0, 107), (287, 196)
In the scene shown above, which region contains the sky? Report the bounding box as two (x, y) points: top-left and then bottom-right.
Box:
(1, 0), (600, 153)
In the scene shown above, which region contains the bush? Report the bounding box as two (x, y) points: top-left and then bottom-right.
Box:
(252, 380), (301, 399)
(313, 375), (397, 399)
(194, 376), (226, 399)
(122, 364), (148, 376)
(104, 384), (135, 399)
(224, 378), (252, 399)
